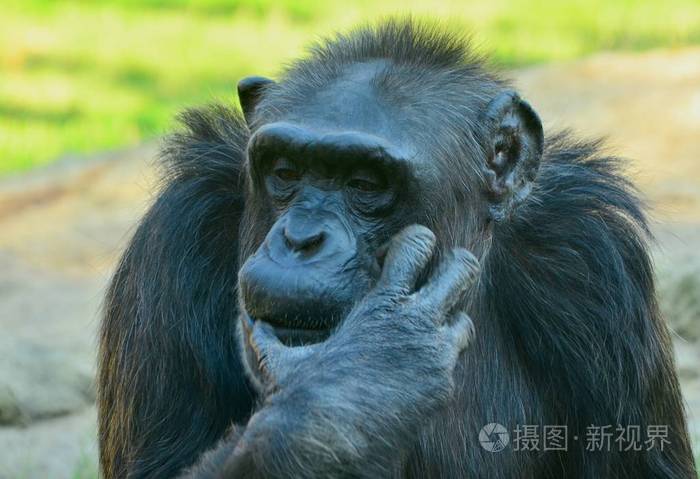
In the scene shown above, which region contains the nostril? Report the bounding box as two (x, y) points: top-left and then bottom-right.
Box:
(283, 234), (294, 251)
(375, 245), (388, 270)
(306, 232), (324, 250)
(283, 227), (326, 255)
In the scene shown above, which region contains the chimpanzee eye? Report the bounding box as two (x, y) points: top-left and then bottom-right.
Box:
(348, 179), (379, 192)
(274, 168), (300, 182)
(271, 158), (301, 182)
(348, 171), (385, 193)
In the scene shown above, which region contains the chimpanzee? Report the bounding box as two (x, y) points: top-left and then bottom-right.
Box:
(98, 19), (697, 478)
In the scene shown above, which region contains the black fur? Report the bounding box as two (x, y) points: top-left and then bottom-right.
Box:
(98, 19), (696, 478)
(99, 107), (254, 477)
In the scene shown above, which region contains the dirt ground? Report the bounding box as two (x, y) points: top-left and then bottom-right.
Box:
(1, 48), (699, 478)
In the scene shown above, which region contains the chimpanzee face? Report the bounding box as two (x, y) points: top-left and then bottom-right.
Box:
(236, 61), (542, 387)
(238, 68), (428, 353)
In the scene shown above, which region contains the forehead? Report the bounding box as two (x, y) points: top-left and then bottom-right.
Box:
(274, 61), (409, 149)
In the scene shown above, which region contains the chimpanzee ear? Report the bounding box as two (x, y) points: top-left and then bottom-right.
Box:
(481, 90), (544, 218)
(237, 76), (275, 125)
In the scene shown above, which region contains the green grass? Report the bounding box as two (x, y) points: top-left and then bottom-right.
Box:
(1, 0), (700, 176)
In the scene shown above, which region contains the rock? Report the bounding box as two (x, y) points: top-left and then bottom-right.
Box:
(0, 253), (100, 426)
(0, 145), (156, 428)
(0, 339), (94, 426)
(0, 386), (24, 425)
(0, 407), (97, 479)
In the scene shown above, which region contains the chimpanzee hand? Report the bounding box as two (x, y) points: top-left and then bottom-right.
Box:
(253, 224), (477, 400)
(229, 225), (479, 477)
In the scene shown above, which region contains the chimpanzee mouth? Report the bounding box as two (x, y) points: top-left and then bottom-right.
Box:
(242, 312), (332, 347)
(265, 323), (332, 347)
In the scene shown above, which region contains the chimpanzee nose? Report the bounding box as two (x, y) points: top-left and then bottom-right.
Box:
(283, 224), (326, 256)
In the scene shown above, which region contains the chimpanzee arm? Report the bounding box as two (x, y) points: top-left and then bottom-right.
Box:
(181, 226), (478, 478)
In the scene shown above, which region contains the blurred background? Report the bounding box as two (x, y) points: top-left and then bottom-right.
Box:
(1, 1), (699, 477)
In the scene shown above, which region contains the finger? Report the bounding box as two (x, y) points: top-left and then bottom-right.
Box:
(419, 248), (479, 315)
(251, 321), (315, 383)
(251, 321), (284, 355)
(445, 311), (475, 351)
(376, 225), (436, 293)
(250, 321), (286, 379)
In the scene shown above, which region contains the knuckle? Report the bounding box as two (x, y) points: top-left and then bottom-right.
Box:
(376, 284), (407, 302)
(406, 224), (435, 241)
(381, 289), (408, 308)
(400, 225), (436, 251)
